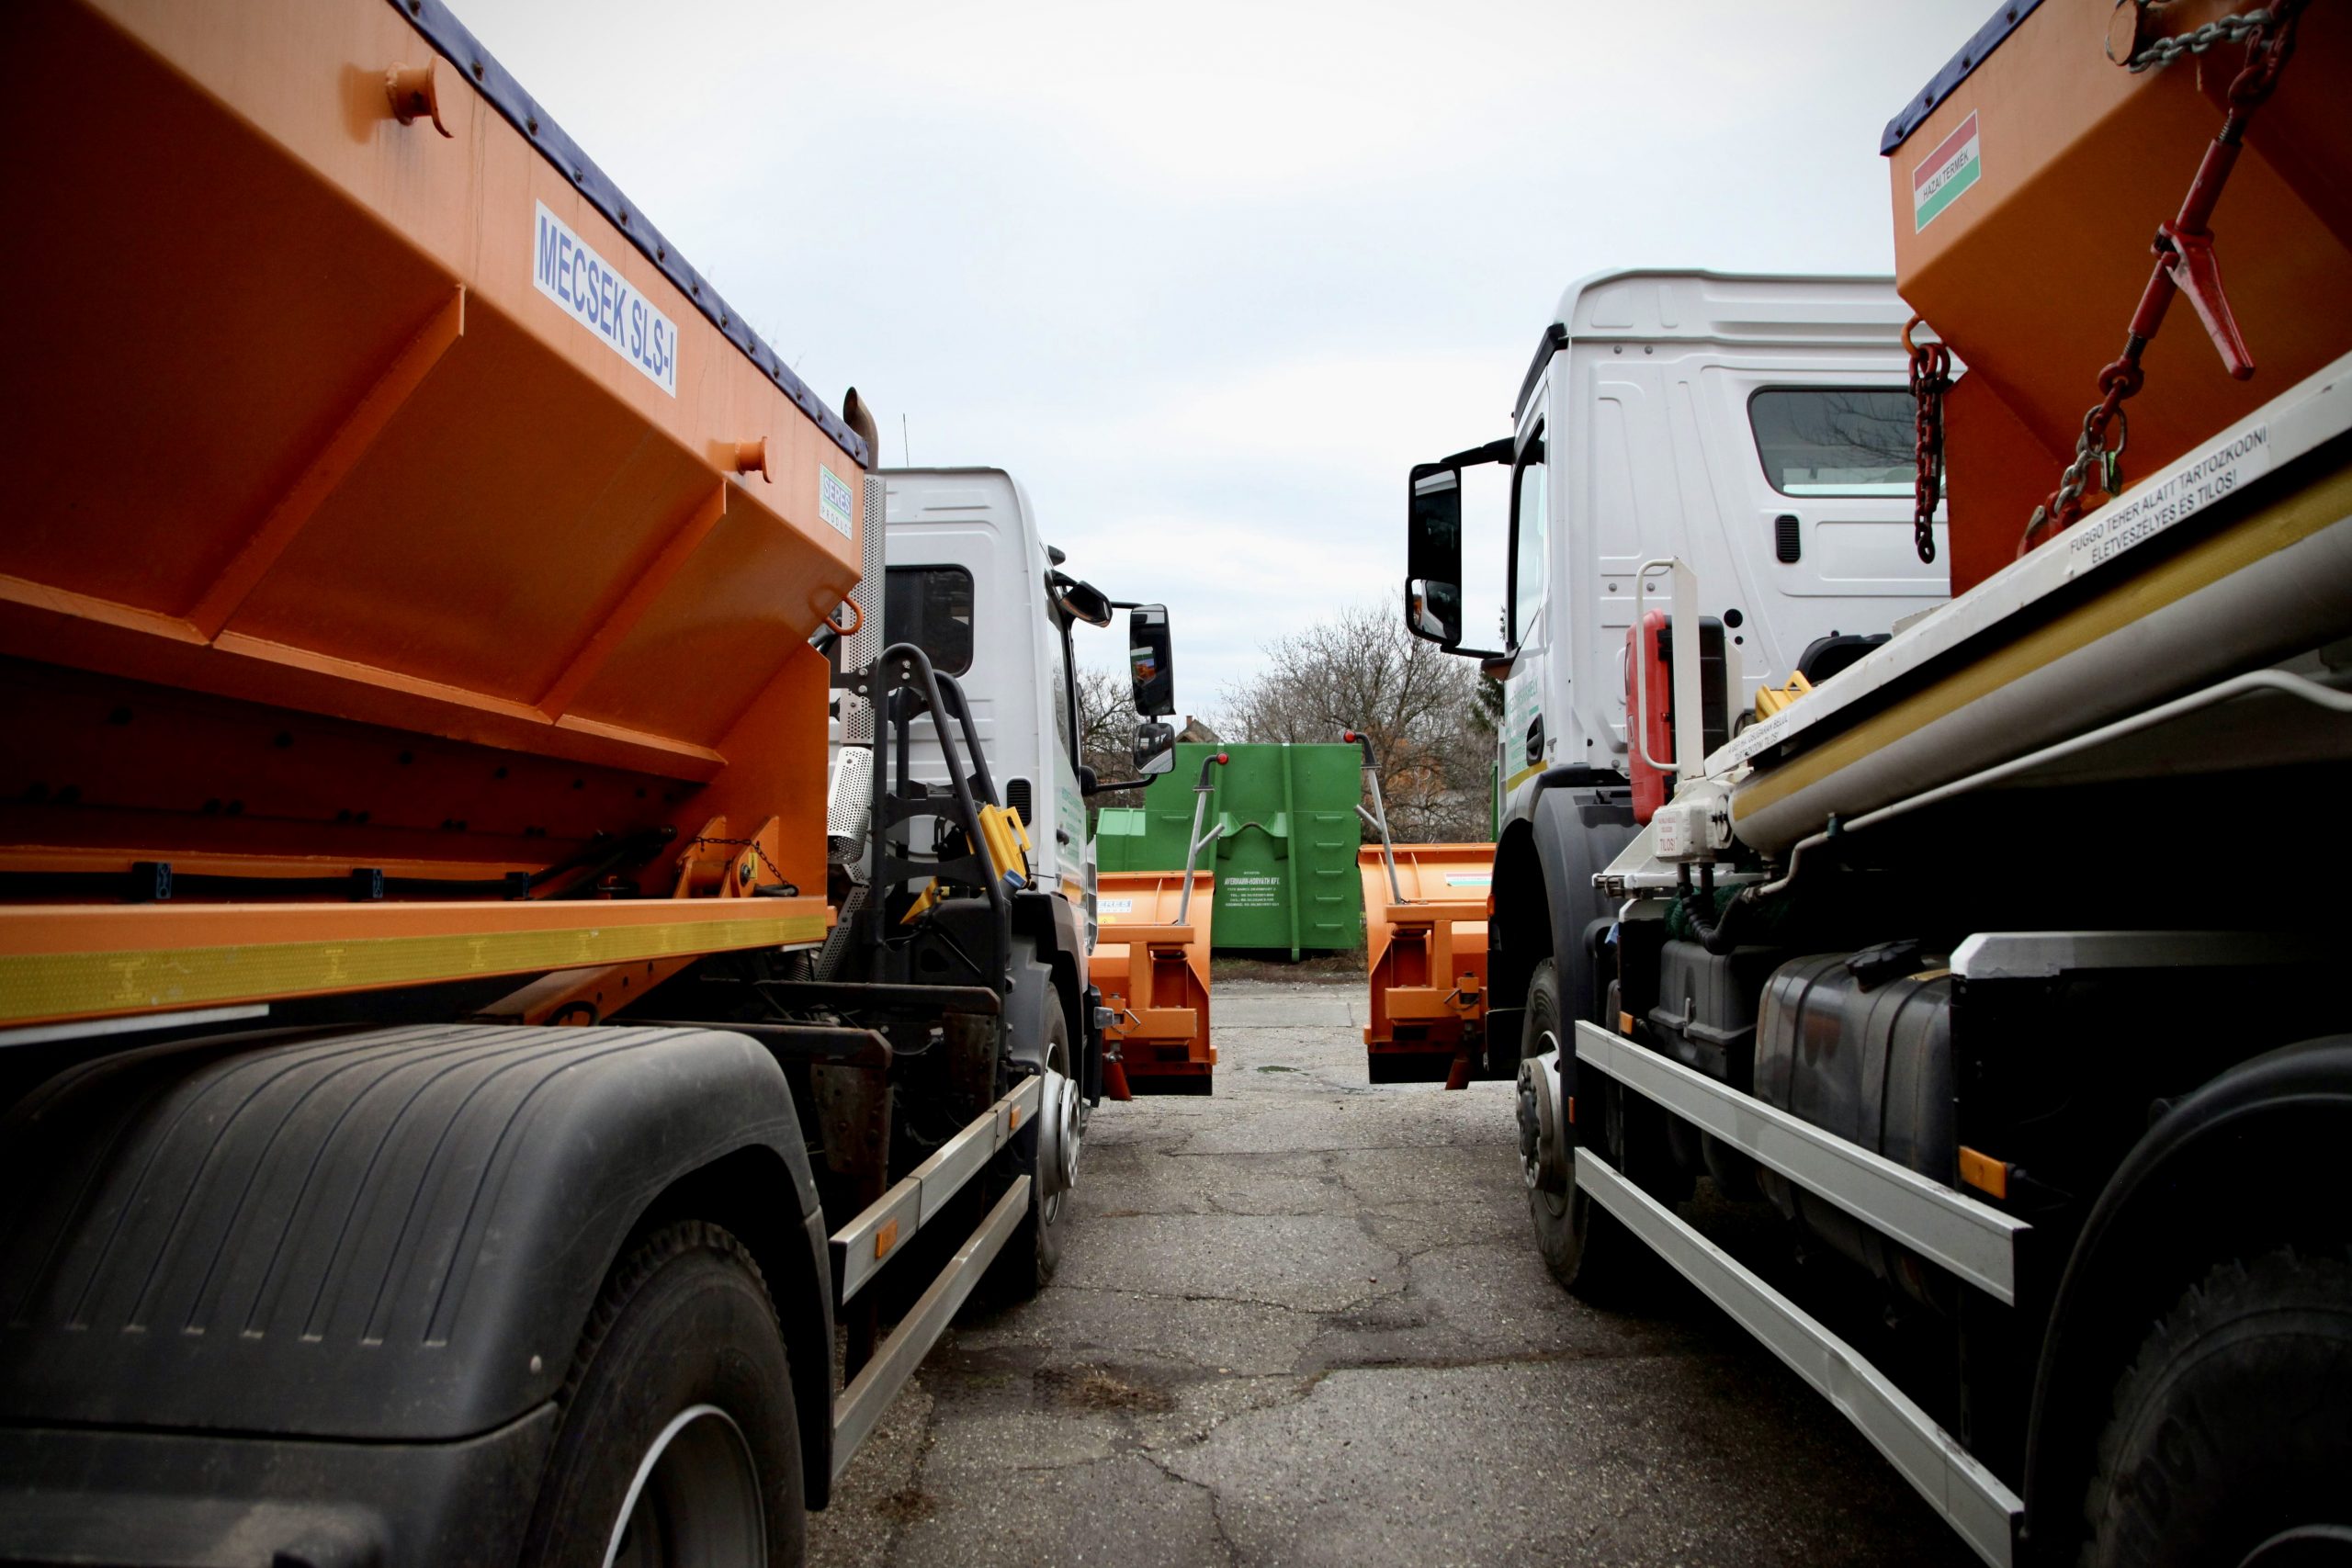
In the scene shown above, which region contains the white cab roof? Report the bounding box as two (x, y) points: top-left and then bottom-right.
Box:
(1554, 269), (1909, 347)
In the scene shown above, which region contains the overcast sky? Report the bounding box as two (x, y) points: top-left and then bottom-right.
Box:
(459, 0), (1986, 718)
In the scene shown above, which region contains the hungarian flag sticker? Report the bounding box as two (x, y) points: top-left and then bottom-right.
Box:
(1913, 111), (1982, 232)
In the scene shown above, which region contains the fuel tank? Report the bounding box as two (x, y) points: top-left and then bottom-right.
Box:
(1752, 952), (1957, 1309)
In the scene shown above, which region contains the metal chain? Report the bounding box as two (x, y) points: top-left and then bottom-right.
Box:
(2222, 0), (2306, 106)
(1905, 320), (1951, 565)
(687, 835), (795, 891)
(2024, 372), (2138, 552)
(2116, 2), (2277, 72)
(2026, 0), (2307, 556)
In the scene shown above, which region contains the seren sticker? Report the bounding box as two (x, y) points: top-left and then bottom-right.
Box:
(819, 467), (855, 538)
(1912, 112), (1981, 233)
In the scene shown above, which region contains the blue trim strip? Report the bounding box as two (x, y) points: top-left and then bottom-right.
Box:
(1881, 0), (2044, 156)
(388, 0), (869, 467)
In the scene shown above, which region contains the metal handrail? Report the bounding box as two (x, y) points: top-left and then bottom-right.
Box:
(862, 643), (1012, 963)
(1345, 729), (1404, 907)
(1175, 750), (1227, 925)
(1630, 558), (1703, 780)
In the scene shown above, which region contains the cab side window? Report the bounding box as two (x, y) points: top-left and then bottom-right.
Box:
(884, 566), (975, 675)
(1748, 389), (1915, 496)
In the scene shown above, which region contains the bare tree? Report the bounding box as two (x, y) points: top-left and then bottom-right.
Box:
(1218, 602), (1498, 842)
(1074, 664), (1144, 812)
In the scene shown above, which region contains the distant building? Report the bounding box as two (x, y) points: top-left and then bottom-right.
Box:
(1176, 715), (1221, 745)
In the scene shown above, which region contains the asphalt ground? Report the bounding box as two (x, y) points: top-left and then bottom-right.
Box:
(808, 978), (1982, 1568)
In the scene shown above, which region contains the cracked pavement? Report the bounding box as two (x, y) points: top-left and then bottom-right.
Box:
(808, 978), (1979, 1568)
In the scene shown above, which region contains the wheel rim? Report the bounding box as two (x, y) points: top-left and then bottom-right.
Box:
(1517, 1031), (1570, 1213)
(1516, 1070), (1546, 1195)
(604, 1404), (764, 1568)
(1040, 1037), (1079, 1226)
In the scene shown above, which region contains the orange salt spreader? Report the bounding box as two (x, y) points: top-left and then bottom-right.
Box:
(1883, 0), (2352, 595)
(1090, 751), (1227, 1095)
(0, 0), (865, 1023)
(1345, 732), (1496, 1088)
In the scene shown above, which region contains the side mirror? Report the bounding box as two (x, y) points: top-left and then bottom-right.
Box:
(1406, 462), (1465, 647)
(1407, 439), (1512, 654)
(1134, 719), (1176, 775)
(1052, 570), (1114, 627)
(1129, 604), (1175, 717)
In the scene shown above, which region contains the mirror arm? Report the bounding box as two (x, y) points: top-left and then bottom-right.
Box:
(1438, 436), (1515, 469)
(1083, 775), (1152, 795)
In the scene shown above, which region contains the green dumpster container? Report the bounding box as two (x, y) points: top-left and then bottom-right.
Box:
(1093, 806), (1148, 874)
(1096, 743), (1361, 958)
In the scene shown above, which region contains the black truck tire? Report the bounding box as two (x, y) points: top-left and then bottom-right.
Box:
(1522, 959), (1647, 1300)
(2082, 1247), (2352, 1568)
(522, 1221), (805, 1568)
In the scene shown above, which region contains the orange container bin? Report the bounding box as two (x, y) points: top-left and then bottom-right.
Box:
(1091, 870), (1216, 1096)
(1361, 844), (1492, 1085)
(1883, 0), (2352, 589)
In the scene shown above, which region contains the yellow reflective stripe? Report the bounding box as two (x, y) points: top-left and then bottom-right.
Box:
(0, 913), (826, 1026)
(1503, 761), (1546, 791)
(1735, 463), (2352, 821)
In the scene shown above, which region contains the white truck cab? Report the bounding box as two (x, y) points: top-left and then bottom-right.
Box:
(1423, 269), (1947, 807)
(875, 466), (1176, 923)
(1403, 269), (1950, 1049)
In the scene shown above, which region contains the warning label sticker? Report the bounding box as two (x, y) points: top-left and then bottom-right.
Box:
(1098, 897), (1135, 916)
(1443, 874), (1491, 887)
(1913, 112), (1981, 232)
(1225, 874), (1281, 908)
(533, 202), (676, 395)
(2068, 424), (2271, 569)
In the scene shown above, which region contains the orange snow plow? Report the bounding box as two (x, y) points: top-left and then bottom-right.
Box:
(1361, 842), (1492, 1085)
(1343, 731), (1494, 1085)
(1091, 749), (1227, 1095)
(1091, 868), (1216, 1096)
